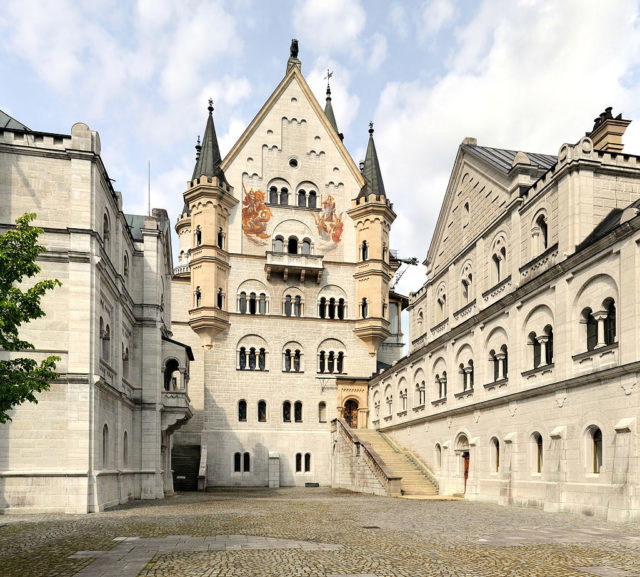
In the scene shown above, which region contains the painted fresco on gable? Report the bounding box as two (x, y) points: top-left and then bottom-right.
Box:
(313, 194), (343, 246)
(242, 186), (272, 242)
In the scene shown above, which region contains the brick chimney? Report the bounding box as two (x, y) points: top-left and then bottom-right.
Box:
(588, 107), (631, 152)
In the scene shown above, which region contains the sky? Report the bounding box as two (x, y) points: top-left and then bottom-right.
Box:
(2, 0), (640, 297)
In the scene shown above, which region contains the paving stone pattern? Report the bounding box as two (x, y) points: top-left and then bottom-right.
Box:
(1, 488), (640, 576)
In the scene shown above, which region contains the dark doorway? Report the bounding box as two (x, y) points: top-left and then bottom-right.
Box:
(463, 451), (470, 493)
(172, 444), (201, 491)
(344, 399), (359, 428)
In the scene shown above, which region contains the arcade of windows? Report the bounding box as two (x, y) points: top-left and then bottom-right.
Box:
(282, 401), (303, 423)
(295, 452), (312, 472)
(238, 347), (267, 371)
(273, 235), (312, 255)
(238, 291), (268, 315)
(269, 186), (317, 209)
(233, 451), (251, 473)
(318, 350), (345, 374)
(319, 297), (345, 319)
(237, 400), (327, 424)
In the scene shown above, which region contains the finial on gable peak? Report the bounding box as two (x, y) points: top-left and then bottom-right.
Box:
(290, 38), (299, 59)
(369, 121), (374, 135)
(287, 38), (301, 72)
(208, 98), (214, 114)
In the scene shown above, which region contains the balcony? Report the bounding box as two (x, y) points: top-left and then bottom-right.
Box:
(173, 264), (190, 276)
(161, 389), (193, 433)
(265, 251), (324, 283)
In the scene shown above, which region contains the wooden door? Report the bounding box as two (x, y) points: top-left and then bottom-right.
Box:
(344, 400), (359, 428)
(463, 452), (470, 493)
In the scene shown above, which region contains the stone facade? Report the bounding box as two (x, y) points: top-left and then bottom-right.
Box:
(0, 120), (193, 513)
(369, 114), (640, 521)
(170, 55), (404, 488)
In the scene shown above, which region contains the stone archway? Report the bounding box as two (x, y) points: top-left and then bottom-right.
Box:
(343, 399), (359, 428)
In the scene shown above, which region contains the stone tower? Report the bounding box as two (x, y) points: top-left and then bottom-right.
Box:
(348, 124), (397, 356)
(181, 100), (238, 349)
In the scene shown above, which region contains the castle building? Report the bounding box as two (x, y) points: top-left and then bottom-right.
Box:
(0, 112), (193, 513)
(169, 46), (405, 488)
(369, 109), (640, 521)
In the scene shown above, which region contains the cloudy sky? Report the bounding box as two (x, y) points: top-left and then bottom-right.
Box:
(2, 0), (640, 295)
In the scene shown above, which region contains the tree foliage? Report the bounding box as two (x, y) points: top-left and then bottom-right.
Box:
(0, 213), (61, 423)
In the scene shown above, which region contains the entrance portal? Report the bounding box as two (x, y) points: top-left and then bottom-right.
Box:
(463, 451), (470, 493)
(344, 399), (359, 428)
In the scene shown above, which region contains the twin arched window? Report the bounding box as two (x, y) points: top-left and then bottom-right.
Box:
(582, 298), (616, 352)
(296, 189), (317, 208)
(415, 381), (426, 405)
(269, 186), (289, 205)
(284, 295), (302, 317)
(528, 325), (554, 368)
(459, 360), (474, 391)
(234, 451), (250, 472)
(436, 372), (447, 399)
(283, 349), (301, 372)
(295, 452), (311, 472)
(489, 345), (508, 381)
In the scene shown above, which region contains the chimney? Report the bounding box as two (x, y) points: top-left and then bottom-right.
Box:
(588, 107), (631, 152)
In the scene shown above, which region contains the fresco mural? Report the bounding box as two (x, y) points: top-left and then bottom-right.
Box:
(242, 186), (272, 242)
(314, 194), (343, 245)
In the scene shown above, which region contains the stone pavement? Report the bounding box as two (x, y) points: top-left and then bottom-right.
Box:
(1, 488), (640, 576)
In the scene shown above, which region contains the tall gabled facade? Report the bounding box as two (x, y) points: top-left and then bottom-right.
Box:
(170, 45), (404, 487)
(369, 110), (640, 521)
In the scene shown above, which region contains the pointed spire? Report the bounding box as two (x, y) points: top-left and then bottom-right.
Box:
(357, 122), (387, 199)
(323, 68), (339, 135)
(192, 99), (226, 184)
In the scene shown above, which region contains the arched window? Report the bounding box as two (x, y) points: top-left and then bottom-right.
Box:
(529, 331), (541, 369)
(301, 239), (311, 255)
(164, 358), (180, 391)
(544, 325), (554, 365)
(103, 213), (111, 256)
(328, 297), (336, 319)
(238, 400), (247, 422)
(386, 395), (393, 415)
(327, 351), (335, 374)
(294, 296), (301, 317)
(318, 402), (327, 423)
(280, 187), (289, 205)
(273, 236), (284, 252)
(295, 452), (302, 472)
(285, 295), (292, 317)
(294, 401), (302, 422)
(318, 351), (326, 373)
(217, 226), (224, 249)
(336, 352), (344, 373)
(287, 236), (298, 254)
(283, 401), (291, 422)
(258, 348), (266, 371)
(401, 389), (407, 411)
(102, 424), (109, 469)
(101, 321), (111, 362)
(248, 347), (257, 370)
(319, 297), (327, 319)
(337, 298), (345, 320)
(194, 286), (201, 308)
(258, 400), (267, 422)
(239, 292), (247, 314)
(234, 452), (241, 472)
(298, 189), (306, 207)
(304, 453), (311, 472)
(463, 201), (470, 228)
(416, 381), (425, 405)
(308, 191), (317, 209)
(501, 344), (508, 378)
(591, 427), (603, 473)
(437, 372), (447, 399)
(533, 432), (543, 473)
(293, 350), (301, 372)
(491, 437), (500, 472)
(123, 431), (128, 467)
(259, 293), (267, 315)
(239, 347), (246, 370)
(269, 187), (278, 204)
(437, 294), (447, 323)
(435, 443), (442, 470)
(604, 298), (616, 346)
(249, 292), (257, 315)
(243, 452), (250, 472)
(284, 349), (292, 372)
(536, 214), (548, 250)
(194, 225), (202, 247)
(361, 298), (368, 319)
(583, 308), (598, 351)
(361, 241), (369, 261)
(122, 345), (129, 380)
(217, 288), (224, 309)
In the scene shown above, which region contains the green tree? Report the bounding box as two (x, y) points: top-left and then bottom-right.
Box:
(0, 213), (61, 423)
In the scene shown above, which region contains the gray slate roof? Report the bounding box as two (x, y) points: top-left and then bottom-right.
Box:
(192, 102), (226, 184)
(357, 126), (387, 199)
(462, 144), (557, 173)
(324, 88), (339, 134)
(0, 109), (30, 131)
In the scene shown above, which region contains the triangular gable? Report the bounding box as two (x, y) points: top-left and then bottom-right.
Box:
(221, 65), (364, 189)
(426, 145), (513, 276)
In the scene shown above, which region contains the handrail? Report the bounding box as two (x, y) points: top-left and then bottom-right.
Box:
(334, 418), (401, 496)
(379, 432), (439, 491)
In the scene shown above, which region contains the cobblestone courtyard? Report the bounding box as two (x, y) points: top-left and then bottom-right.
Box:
(2, 488), (640, 577)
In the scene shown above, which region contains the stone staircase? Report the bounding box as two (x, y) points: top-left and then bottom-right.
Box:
(355, 429), (439, 497)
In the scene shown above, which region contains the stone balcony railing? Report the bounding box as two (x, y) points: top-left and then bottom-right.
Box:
(519, 243), (559, 282)
(173, 264), (190, 276)
(265, 251), (324, 283)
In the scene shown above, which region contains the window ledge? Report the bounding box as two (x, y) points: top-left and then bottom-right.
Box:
(237, 369), (269, 372)
(454, 389), (474, 399)
(521, 363), (554, 378)
(282, 370), (304, 374)
(397, 410), (407, 417)
(383, 415), (393, 422)
(482, 275), (512, 302)
(371, 419), (380, 426)
(572, 342), (618, 362)
(431, 397), (447, 407)
(413, 404), (425, 412)
(484, 378), (508, 391)
(453, 299), (477, 321)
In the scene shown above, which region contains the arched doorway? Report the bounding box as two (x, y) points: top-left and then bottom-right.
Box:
(344, 399), (359, 428)
(456, 434), (470, 494)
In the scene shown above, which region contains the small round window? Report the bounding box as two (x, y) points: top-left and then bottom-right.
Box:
(289, 158), (298, 168)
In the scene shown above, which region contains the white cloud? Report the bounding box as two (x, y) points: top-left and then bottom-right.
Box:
(375, 0), (640, 270)
(420, 0), (455, 40)
(367, 33), (388, 71)
(293, 0), (366, 55)
(390, 3), (408, 38)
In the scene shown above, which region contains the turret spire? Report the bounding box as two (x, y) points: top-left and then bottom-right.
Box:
(192, 99), (226, 184)
(357, 122), (386, 199)
(323, 68), (340, 136)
